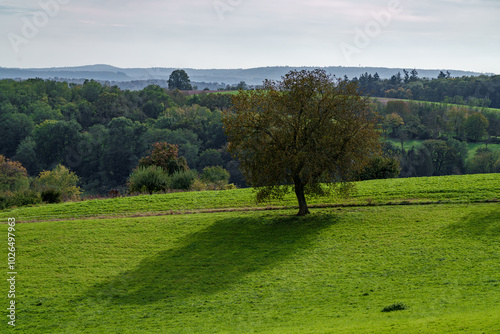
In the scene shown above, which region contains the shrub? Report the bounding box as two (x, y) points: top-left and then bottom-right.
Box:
(35, 165), (81, 201)
(381, 302), (408, 312)
(467, 148), (500, 174)
(201, 166), (230, 183)
(0, 155), (30, 192)
(0, 192), (10, 210)
(357, 156), (401, 180)
(190, 179), (208, 191)
(0, 189), (42, 210)
(41, 188), (62, 204)
(200, 166), (231, 189)
(170, 170), (197, 190)
(139, 142), (189, 175)
(128, 166), (170, 195)
(108, 189), (121, 198)
(14, 189), (41, 207)
(223, 183), (237, 190)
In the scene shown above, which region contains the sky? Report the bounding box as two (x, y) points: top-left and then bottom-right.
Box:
(1, 0), (499, 74)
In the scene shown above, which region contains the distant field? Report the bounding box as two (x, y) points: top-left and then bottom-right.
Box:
(386, 139), (424, 150)
(1, 175), (499, 333)
(187, 90), (239, 96)
(386, 139), (500, 159)
(373, 97), (500, 113)
(187, 93), (500, 113)
(218, 90), (240, 95)
(185, 90), (239, 96)
(484, 107), (500, 113)
(467, 142), (500, 156)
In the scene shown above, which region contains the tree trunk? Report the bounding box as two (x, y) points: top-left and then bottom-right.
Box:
(294, 180), (310, 216)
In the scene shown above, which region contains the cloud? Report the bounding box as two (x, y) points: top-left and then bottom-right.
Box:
(0, 3), (38, 16)
(0, 5), (23, 15)
(77, 20), (127, 28)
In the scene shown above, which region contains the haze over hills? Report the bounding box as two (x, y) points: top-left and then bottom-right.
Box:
(0, 65), (491, 90)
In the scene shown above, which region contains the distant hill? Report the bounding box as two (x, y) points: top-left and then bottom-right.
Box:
(0, 65), (491, 89)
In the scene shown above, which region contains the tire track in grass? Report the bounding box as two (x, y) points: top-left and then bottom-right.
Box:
(12, 198), (499, 223)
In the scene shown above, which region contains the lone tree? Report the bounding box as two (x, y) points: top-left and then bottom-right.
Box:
(168, 69), (193, 90)
(223, 69), (381, 216)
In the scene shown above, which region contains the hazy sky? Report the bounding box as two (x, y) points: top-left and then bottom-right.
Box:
(1, 0), (499, 73)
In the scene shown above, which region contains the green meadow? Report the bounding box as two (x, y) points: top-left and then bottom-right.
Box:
(373, 97), (500, 114)
(1, 174), (498, 222)
(1, 174), (499, 333)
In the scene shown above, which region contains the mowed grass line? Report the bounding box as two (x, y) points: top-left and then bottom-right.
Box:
(1, 174), (498, 222)
(3, 203), (500, 333)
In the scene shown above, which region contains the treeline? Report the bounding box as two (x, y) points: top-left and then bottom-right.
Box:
(0, 78), (237, 195)
(375, 100), (499, 142)
(375, 100), (500, 177)
(354, 71), (500, 109)
(43, 78), (227, 92)
(0, 78), (499, 199)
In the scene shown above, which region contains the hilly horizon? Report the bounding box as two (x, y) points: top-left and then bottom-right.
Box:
(0, 64), (492, 87)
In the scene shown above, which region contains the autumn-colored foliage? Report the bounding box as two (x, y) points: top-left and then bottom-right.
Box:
(223, 69), (381, 215)
(34, 164), (82, 201)
(0, 155), (29, 192)
(138, 142), (189, 175)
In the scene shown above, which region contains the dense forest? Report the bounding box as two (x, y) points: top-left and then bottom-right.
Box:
(373, 99), (499, 178)
(0, 75), (499, 201)
(0, 78), (237, 195)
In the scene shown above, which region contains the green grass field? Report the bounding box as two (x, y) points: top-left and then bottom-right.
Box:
(217, 90), (240, 95)
(373, 97), (500, 114)
(1, 174), (499, 333)
(467, 142), (500, 157)
(1, 174), (498, 222)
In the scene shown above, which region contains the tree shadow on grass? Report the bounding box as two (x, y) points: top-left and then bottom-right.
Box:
(83, 213), (339, 305)
(447, 207), (500, 238)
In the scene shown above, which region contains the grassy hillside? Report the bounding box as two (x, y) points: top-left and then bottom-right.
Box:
(373, 97), (500, 114)
(1, 174), (498, 222)
(1, 175), (499, 333)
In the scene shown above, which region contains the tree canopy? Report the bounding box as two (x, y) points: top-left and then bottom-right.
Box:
(138, 142), (189, 175)
(168, 70), (193, 90)
(0, 155), (29, 192)
(34, 164), (81, 201)
(223, 69), (381, 215)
